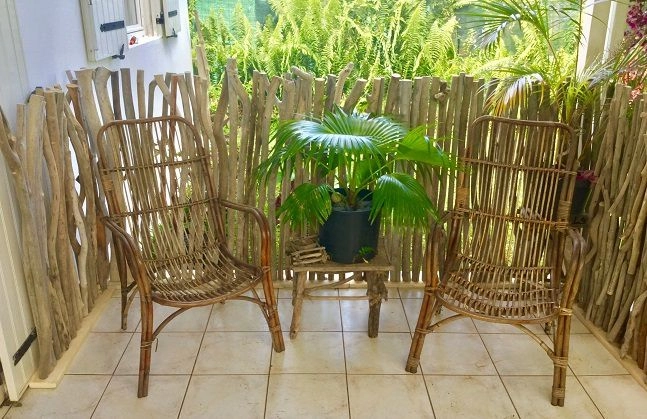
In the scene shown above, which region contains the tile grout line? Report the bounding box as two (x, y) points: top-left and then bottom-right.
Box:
(398, 293), (438, 418)
(475, 328), (522, 418)
(175, 303), (215, 419)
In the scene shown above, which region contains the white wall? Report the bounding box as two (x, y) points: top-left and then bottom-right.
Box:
(578, 0), (629, 72)
(13, 0), (192, 103)
(0, 0), (192, 400)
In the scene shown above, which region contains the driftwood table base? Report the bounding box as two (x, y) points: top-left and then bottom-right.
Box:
(289, 252), (392, 339)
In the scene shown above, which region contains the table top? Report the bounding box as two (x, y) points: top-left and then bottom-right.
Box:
(291, 249), (392, 272)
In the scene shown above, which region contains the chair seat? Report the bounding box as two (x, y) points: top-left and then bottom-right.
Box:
(437, 266), (558, 323)
(146, 253), (262, 304)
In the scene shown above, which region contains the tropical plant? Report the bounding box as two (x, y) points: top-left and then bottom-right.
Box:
(461, 0), (647, 121)
(256, 107), (455, 231)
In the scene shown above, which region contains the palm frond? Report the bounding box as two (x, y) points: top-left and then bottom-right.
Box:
(277, 183), (334, 227)
(372, 173), (436, 229)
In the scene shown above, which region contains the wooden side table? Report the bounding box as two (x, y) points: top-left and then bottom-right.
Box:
(289, 250), (393, 339)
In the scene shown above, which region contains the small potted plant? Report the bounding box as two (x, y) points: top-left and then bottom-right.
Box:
(257, 107), (454, 263)
(570, 169), (597, 224)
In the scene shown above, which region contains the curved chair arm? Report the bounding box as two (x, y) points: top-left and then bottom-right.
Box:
(218, 199), (272, 269)
(560, 227), (587, 310)
(424, 212), (453, 290)
(102, 217), (153, 298)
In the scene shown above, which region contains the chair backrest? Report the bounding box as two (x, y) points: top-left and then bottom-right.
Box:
(97, 116), (224, 278)
(449, 116), (577, 280)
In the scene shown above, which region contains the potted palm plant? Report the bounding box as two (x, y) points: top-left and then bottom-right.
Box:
(257, 107), (454, 263)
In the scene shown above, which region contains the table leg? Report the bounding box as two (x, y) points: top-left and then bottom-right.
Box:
(366, 271), (388, 338)
(290, 272), (306, 339)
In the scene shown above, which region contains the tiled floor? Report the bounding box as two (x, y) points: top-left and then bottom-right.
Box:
(3, 285), (647, 419)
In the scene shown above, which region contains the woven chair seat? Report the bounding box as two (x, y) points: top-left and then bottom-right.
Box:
(146, 254), (261, 304)
(438, 270), (557, 322)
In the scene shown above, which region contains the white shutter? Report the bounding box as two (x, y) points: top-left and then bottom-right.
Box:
(79, 0), (127, 61)
(161, 0), (181, 37)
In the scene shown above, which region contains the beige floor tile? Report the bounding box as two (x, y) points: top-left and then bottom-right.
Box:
(567, 334), (628, 375)
(347, 374), (434, 419)
(278, 299), (342, 332)
(345, 332), (413, 374)
(341, 299), (409, 333)
(272, 332), (345, 373)
(481, 333), (554, 375)
(266, 374), (349, 419)
(474, 319), (548, 335)
(193, 332), (271, 374)
(398, 287), (425, 299)
(135, 304), (212, 333)
(4, 375), (109, 419)
(418, 333), (497, 375)
(67, 332), (133, 374)
(402, 299), (478, 333)
(0, 405), (8, 417)
(501, 375), (602, 418)
(425, 375), (518, 419)
(579, 375), (647, 419)
(207, 299), (269, 331)
(92, 296), (141, 332)
(278, 288), (295, 299)
(115, 332), (203, 375)
(179, 375), (267, 419)
(92, 375), (190, 419)
(337, 287), (399, 299)
(279, 285), (340, 299)
(569, 315), (591, 334)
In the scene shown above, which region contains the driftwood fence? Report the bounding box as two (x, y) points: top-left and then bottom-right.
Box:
(1, 56), (646, 378)
(578, 85), (647, 376)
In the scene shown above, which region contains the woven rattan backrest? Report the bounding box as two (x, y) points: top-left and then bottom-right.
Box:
(97, 116), (223, 275)
(451, 116), (576, 280)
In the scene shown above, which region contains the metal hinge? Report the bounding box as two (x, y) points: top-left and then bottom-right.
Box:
(13, 328), (37, 366)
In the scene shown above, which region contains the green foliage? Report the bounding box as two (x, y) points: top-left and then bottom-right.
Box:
(459, 0), (647, 121)
(257, 108), (456, 231)
(197, 0), (461, 85)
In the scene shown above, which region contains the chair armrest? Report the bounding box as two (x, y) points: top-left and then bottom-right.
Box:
(424, 212), (452, 289)
(218, 199), (272, 268)
(102, 217), (152, 296)
(560, 227), (587, 309)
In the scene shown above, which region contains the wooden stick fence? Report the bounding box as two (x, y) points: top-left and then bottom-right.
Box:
(2, 57), (646, 379)
(578, 87), (647, 376)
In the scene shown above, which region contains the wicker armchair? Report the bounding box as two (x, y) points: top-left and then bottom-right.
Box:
(96, 116), (285, 397)
(406, 116), (586, 406)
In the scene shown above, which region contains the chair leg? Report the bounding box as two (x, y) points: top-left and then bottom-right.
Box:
(137, 299), (154, 398)
(406, 290), (439, 373)
(115, 243), (129, 330)
(551, 314), (571, 406)
(261, 277), (285, 352)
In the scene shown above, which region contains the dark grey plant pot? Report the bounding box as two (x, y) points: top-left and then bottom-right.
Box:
(319, 206), (380, 264)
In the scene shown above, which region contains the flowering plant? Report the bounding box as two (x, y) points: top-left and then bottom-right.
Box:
(626, 0), (647, 44)
(576, 169), (597, 183)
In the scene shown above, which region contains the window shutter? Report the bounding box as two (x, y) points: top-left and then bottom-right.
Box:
(161, 0), (181, 37)
(79, 0), (127, 61)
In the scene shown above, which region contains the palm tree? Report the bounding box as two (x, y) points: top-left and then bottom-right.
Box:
(257, 107), (455, 232)
(462, 0), (647, 121)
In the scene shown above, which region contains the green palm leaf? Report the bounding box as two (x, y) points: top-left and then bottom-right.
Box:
(277, 183), (334, 227)
(372, 173), (437, 229)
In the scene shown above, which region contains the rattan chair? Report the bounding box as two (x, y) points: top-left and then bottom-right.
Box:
(96, 115), (285, 397)
(406, 116), (586, 406)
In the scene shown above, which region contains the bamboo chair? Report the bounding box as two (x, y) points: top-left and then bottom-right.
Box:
(406, 116), (586, 406)
(96, 115), (285, 397)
